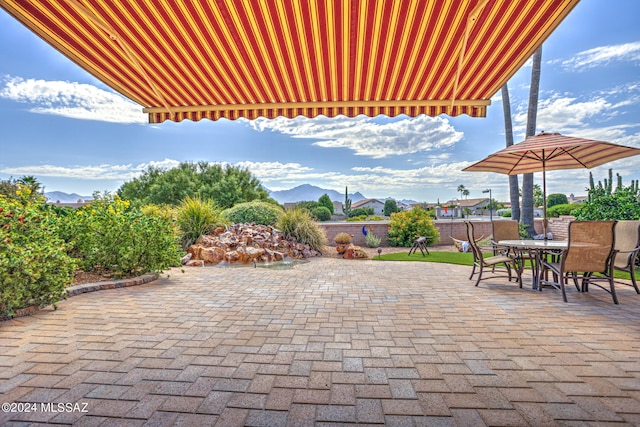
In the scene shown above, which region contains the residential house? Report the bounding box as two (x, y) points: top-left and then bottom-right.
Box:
(351, 198), (385, 216)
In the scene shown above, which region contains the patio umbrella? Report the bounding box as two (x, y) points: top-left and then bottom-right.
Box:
(462, 132), (640, 236)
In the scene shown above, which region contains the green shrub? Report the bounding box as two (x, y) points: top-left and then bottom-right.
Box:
(546, 193), (568, 208)
(223, 200), (283, 226)
(277, 208), (327, 252)
(296, 201), (319, 212)
(383, 199), (400, 216)
(176, 196), (225, 249)
(387, 207), (439, 247)
(72, 193), (182, 277)
(349, 207), (374, 218)
(365, 232), (381, 248)
(141, 203), (176, 224)
(311, 206), (332, 221)
(0, 193), (76, 318)
(318, 194), (334, 214)
(547, 203), (582, 218)
(498, 209), (512, 217)
(346, 214), (385, 222)
(577, 170), (640, 220)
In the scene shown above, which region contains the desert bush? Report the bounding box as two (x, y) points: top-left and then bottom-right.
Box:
(175, 196), (225, 249)
(349, 207), (374, 218)
(277, 208), (327, 252)
(318, 194), (334, 214)
(296, 201), (319, 211)
(547, 203), (582, 218)
(387, 207), (439, 247)
(577, 170), (640, 220)
(365, 232), (382, 248)
(333, 232), (353, 244)
(311, 206), (332, 221)
(71, 193), (181, 277)
(0, 191), (76, 318)
(223, 200), (283, 226)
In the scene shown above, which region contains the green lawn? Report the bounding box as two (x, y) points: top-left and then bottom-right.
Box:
(374, 251), (639, 281)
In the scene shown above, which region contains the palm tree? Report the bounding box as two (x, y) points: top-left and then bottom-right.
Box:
(521, 46), (542, 237)
(501, 84), (520, 222)
(457, 184), (466, 201)
(462, 189), (470, 199)
(17, 175), (43, 195)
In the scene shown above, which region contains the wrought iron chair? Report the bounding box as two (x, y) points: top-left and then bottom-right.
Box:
(542, 221), (618, 303)
(613, 220), (640, 294)
(466, 221), (519, 287)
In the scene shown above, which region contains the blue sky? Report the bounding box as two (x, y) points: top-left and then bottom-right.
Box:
(1, 1), (639, 203)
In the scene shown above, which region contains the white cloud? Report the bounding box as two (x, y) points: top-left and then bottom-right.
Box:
(0, 76), (146, 124)
(561, 41), (640, 71)
(0, 159), (180, 181)
(513, 95), (615, 133)
(249, 115), (463, 158)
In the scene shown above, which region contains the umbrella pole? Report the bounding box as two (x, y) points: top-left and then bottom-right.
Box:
(542, 157), (548, 240)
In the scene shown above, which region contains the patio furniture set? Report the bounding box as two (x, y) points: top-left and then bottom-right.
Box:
(465, 219), (640, 304)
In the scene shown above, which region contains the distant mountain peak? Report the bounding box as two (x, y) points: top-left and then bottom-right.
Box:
(45, 191), (93, 203)
(268, 184), (366, 204)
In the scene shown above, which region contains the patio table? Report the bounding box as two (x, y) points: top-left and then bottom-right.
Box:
(498, 240), (567, 290)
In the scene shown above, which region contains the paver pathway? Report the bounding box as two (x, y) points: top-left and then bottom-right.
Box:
(1, 258), (640, 426)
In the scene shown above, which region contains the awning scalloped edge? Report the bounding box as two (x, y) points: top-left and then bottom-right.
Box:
(144, 99), (491, 123)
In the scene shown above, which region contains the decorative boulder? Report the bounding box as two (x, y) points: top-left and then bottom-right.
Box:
(343, 245), (368, 259)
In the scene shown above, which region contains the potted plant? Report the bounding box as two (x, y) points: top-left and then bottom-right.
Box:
(334, 232), (353, 254)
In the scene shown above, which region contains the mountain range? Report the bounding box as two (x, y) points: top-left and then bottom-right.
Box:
(45, 185), (417, 205)
(268, 184), (366, 204)
(45, 191), (93, 203)
(267, 184), (418, 205)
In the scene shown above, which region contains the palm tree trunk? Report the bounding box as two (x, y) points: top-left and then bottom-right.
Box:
(522, 46), (542, 237)
(501, 84), (520, 222)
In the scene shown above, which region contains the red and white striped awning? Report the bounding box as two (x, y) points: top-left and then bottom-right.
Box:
(0, 0), (580, 124)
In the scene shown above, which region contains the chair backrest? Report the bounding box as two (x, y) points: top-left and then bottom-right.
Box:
(465, 221), (483, 262)
(563, 221), (616, 273)
(492, 220), (519, 242)
(613, 220), (640, 269)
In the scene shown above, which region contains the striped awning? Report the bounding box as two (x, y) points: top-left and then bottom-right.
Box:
(1, 0), (580, 124)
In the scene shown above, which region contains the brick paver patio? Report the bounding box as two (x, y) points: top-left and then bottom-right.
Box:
(1, 258), (639, 426)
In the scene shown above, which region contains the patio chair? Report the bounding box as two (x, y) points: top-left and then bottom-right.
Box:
(490, 220), (534, 282)
(613, 220), (640, 294)
(466, 221), (519, 287)
(542, 221), (618, 303)
(491, 220), (520, 256)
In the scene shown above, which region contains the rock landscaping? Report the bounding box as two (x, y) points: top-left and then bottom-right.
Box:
(186, 223), (322, 265)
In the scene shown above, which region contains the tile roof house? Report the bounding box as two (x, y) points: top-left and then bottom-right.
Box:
(445, 198), (490, 213)
(351, 199), (385, 216)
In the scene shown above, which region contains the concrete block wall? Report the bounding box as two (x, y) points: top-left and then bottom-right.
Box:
(318, 218), (571, 248)
(319, 222), (389, 247)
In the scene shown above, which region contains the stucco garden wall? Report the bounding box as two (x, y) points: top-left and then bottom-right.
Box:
(318, 217), (571, 248)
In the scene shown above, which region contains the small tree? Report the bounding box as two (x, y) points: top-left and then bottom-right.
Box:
(546, 193), (568, 208)
(318, 194), (334, 215)
(383, 199), (399, 216)
(387, 207), (440, 247)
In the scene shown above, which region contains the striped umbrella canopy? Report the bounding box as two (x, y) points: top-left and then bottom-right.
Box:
(0, 0), (579, 124)
(463, 132), (640, 231)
